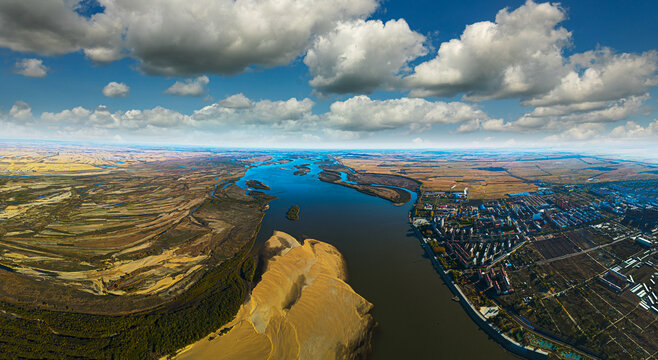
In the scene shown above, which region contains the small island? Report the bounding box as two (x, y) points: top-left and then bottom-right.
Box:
(286, 205), (300, 221)
(293, 164), (311, 176)
(318, 169), (412, 205)
(245, 180), (271, 190)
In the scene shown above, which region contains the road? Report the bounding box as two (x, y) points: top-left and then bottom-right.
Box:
(535, 233), (638, 265)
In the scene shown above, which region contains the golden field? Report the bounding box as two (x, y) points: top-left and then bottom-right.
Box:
(336, 151), (658, 199)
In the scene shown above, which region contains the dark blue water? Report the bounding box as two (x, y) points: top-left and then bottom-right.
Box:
(238, 156), (513, 359)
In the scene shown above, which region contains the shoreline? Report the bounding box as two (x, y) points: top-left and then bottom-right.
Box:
(411, 225), (550, 360)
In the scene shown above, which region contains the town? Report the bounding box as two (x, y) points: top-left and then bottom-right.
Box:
(413, 180), (658, 360)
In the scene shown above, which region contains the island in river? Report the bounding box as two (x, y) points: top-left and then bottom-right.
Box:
(293, 164), (311, 176)
(173, 231), (374, 360)
(245, 179), (271, 190)
(317, 169), (412, 205)
(286, 205), (301, 221)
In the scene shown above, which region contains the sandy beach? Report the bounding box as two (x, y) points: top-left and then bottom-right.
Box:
(173, 231), (375, 360)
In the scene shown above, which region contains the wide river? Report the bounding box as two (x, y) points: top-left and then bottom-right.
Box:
(236, 155), (514, 359)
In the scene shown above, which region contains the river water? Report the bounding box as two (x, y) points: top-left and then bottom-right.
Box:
(236, 156), (514, 359)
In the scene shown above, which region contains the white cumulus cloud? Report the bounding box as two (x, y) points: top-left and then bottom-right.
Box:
(512, 94), (650, 132)
(218, 93), (253, 109)
(524, 49), (658, 107)
(14, 58), (48, 77)
(102, 81), (130, 98)
(193, 94), (315, 126)
(164, 76), (209, 97)
(41, 106), (91, 123)
(111, 0), (377, 75)
(405, 0), (570, 100)
(400, 0), (658, 135)
(544, 123), (604, 142)
(2, 94), (502, 143)
(7, 101), (33, 122)
(325, 95), (493, 133)
(609, 120), (658, 139)
(0, 0), (123, 62)
(0, 0), (378, 75)
(304, 19), (426, 94)
(7, 94), (316, 134)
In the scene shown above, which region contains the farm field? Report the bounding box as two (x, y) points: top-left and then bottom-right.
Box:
(500, 231), (658, 359)
(336, 151), (658, 199)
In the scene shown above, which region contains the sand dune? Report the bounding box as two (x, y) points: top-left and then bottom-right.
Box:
(174, 231), (375, 360)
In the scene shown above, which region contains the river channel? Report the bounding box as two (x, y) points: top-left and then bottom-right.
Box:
(235, 155), (514, 359)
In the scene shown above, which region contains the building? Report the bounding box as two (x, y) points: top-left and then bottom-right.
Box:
(636, 237), (653, 247)
(508, 192), (531, 197)
(599, 270), (632, 293)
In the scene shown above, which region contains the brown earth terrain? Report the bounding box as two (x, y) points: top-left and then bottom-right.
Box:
(0, 144), (274, 315)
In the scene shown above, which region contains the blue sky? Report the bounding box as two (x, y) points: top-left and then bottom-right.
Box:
(0, 0), (657, 151)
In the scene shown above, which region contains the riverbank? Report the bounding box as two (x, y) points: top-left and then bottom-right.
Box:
(233, 155), (514, 359)
(413, 226), (549, 360)
(173, 231), (375, 360)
